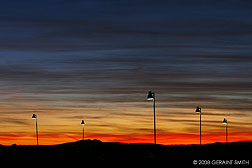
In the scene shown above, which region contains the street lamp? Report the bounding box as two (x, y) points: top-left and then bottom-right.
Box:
(222, 118), (228, 143)
(32, 114), (38, 146)
(81, 120), (85, 141)
(195, 107), (202, 145)
(147, 91), (156, 144)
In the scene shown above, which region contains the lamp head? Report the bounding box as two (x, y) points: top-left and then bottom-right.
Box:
(222, 118), (227, 125)
(195, 107), (201, 113)
(81, 120), (85, 125)
(147, 91), (155, 100)
(32, 114), (37, 119)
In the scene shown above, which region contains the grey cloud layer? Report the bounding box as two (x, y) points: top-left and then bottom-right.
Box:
(0, 0), (252, 124)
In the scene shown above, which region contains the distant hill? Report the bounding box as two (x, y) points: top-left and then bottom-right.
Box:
(0, 140), (251, 166)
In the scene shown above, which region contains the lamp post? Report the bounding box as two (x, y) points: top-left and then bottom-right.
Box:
(222, 118), (228, 143)
(195, 107), (202, 145)
(147, 91), (156, 144)
(81, 120), (85, 141)
(32, 114), (38, 146)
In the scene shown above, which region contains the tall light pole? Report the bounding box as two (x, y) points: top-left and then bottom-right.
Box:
(32, 114), (38, 146)
(147, 91), (156, 144)
(222, 118), (228, 143)
(195, 107), (202, 145)
(81, 120), (85, 141)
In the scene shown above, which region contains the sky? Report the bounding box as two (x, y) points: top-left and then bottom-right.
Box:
(0, 0), (252, 145)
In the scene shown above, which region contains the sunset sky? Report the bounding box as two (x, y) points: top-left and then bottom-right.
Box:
(0, 0), (252, 145)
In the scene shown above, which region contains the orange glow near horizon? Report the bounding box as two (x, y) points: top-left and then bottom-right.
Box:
(1, 132), (252, 146)
(1, 91), (252, 146)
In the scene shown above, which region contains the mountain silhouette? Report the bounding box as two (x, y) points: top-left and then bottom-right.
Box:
(1, 140), (251, 166)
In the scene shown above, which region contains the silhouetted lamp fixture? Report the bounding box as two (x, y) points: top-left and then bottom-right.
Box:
(81, 120), (85, 141)
(222, 118), (228, 143)
(195, 107), (202, 145)
(147, 91), (156, 144)
(32, 114), (38, 146)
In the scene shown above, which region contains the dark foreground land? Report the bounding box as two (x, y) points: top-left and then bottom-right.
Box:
(0, 140), (251, 166)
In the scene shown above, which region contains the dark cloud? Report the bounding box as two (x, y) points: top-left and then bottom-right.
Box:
(1, 0), (252, 52)
(0, 118), (30, 125)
